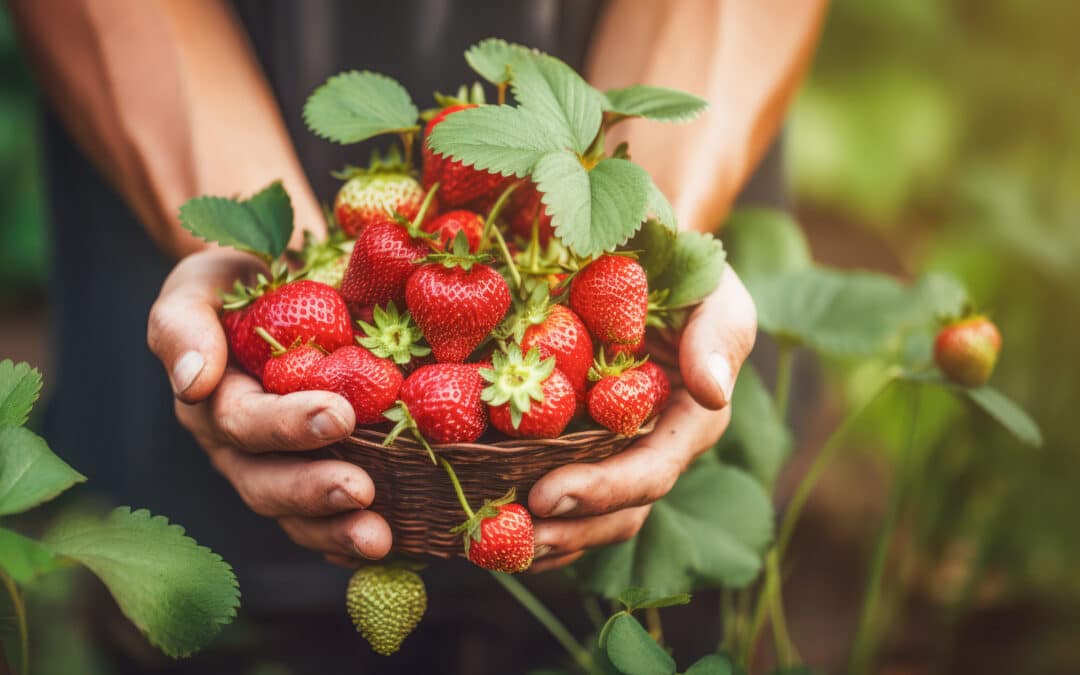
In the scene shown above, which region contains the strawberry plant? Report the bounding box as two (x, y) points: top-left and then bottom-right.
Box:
(0, 360), (240, 673)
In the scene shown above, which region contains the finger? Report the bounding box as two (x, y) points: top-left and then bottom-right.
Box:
(148, 249), (267, 403)
(529, 391), (730, 518)
(678, 265), (757, 410)
(533, 505), (652, 559)
(529, 552), (585, 574)
(212, 449), (375, 518)
(278, 510), (393, 560)
(208, 368), (355, 451)
(325, 553), (364, 569)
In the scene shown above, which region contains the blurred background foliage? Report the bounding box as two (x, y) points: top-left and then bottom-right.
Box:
(0, 0), (1076, 673)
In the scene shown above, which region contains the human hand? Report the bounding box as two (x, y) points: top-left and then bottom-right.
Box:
(527, 265), (757, 572)
(147, 248), (392, 567)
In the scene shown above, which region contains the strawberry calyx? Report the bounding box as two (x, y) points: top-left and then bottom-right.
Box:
(389, 181), (441, 242)
(588, 349), (647, 382)
(479, 345), (555, 429)
(418, 230), (494, 271)
(355, 301), (431, 365)
(493, 282), (551, 343)
(419, 83), (487, 122)
(382, 400), (437, 464)
(449, 486), (518, 554)
(220, 259), (292, 311)
(332, 145), (413, 181)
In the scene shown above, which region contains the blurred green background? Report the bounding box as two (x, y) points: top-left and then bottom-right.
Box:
(0, 0), (1077, 673)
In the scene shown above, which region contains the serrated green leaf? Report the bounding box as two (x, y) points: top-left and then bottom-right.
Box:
(303, 70), (419, 144)
(722, 208), (811, 280)
(178, 182), (294, 260)
(534, 154), (650, 257)
(651, 231), (726, 309)
(906, 272), (970, 323)
(623, 219), (677, 283)
(510, 52), (604, 152)
(0, 427), (85, 516)
(573, 456), (773, 597)
(604, 86), (708, 123)
(0, 359), (42, 427)
(717, 364), (792, 487)
(686, 653), (745, 675)
(602, 614), (675, 675)
(616, 588), (691, 612)
(964, 386), (1043, 447)
(0, 527), (65, 584)
(464, 38), (531, 85)
(427, 105), (571, 177)
(749, 267), (913, 357)
(646, 179), (678, 231)
(44, 507), (240, 657)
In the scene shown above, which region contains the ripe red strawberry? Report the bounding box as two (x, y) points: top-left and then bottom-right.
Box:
(481, 346), (576, 439)
(406, 239), (511, 363)
(423, 104), (511, 208)
(333, 151), (429, 237)
(224, 277), (353, 378)
(570, 254), (649, 348)
(587, 354), (662, 436)
(520, 304), (594, 399)
(390, 363), (488, 443)
(604, 335), (645, 360)
(304, 345), (403, 426)
(934, 315), (1002, 387)
(423, 210), (485, 252)
(507, 181), (555, 245)
(465, 501), (534, 573)
(255, 328), (326, 395)
(636, 360), (671, 415)
(340, 186), (439, 307)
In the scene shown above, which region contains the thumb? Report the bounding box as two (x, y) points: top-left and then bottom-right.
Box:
(678, 265), (757, 410)
(147, 249), (265, 403)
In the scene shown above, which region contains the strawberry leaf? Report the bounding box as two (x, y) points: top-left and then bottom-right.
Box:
(646, 178), (678, 231)
(624, 219), (677, 283)
(509, 52), (605, 153)
(179, 181), (294, 261)
(0, 426), (86, 516)
(464, 38), (531, 86)
(427, 105), (571, 178)
(963, 385), (1042, 447)
(533, 153), (650, 257)
(604, 85), (708, 123)
(303, 70), (419, 144)
(0, 359), (42, 427)
(722, 208), (812, 281)
(0, 527), (66, 584)
(44, 507), (240, 658)
(716, 363), (793, 488)
(650, 231), (726, 309)
(602, 613), (676, 675)
(686, 653), (747, 675)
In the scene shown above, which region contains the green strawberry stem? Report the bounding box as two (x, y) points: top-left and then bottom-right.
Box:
(254, 326), (287, 355)
(496, 82), (507, 106)
(437, 457), (475, 520)
(481, 181), (524, 291)
(0, 571), (29, 675)
(382, 401), (438, 464)
(489, 572), (593, 672)
(406, 182), (441, 239)
(399, 132), (416, 171)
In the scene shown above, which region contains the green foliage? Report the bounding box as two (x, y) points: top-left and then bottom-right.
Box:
(573, 455), (773, 597)
(722, 208), (811, 280)
(464, 38), (528, 85)
(0, 426), (85, 516)
(0, 528), (64, 584)
(717, 364), (793, 487)
(0, 360), (41, 427)
(302, 70), (420, 144)
(178, 181), (294, 261)
(601, 614), (675, 675)
(649, 231), (726, 309)
(685, 654), (746, 675)
(963, 385), (1043, 448)
(604, 86), (708, 123)
(428, 105), (570, 177)
(44, 507), (240, 658)
(616, 588), (691, 612)
(509, 51), (605, 152)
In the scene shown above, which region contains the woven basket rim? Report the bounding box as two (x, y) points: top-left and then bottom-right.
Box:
(343, 418), (657, 454)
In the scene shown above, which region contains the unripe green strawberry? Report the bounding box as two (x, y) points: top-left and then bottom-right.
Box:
(334, 172), (427, 237)
(934, 315), (1002, 387)
(346, 565), (427, 656)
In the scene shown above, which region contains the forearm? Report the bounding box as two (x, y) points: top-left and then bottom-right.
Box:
(587, 0), (827, 231)
(10, 0), (323, 257)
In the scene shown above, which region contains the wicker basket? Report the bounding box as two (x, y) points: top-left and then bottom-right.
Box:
(330, 421), (656, 558)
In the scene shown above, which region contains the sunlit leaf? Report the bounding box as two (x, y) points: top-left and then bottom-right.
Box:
(717, 364), (792, 487)
(604, 86), (708, 123)
(0, 426), (85, 516)
(722, 208), (811, 280)
(303, 70), (419, 144)
(0, 527), (64, 584)
(0, 359), (41, 427)
(427, 105), (570, 177)
(178, 182), (294, 260)
(650, 231), (726, 309)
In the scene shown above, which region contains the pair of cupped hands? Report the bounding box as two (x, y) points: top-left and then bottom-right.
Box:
(148, 246), (756, 573)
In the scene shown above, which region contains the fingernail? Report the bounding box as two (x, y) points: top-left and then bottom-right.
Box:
(707, 352), (734, 405)
(534, 544), (553, 558)
(328, 487), (362, 510)
(310, 408), (349, 440)
(550, 497), (578, 517)
(171, 351), (205, 395)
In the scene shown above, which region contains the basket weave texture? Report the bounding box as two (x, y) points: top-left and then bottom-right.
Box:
(330, 421), (655, 558)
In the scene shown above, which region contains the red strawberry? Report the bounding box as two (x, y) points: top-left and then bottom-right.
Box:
(507, 181), (555, 245)
(333, 150), (429, 237)
(340, 186), (439, 307)
(423, 210), (485, 252)
(224, 277), (353, 378)
(636, 360), (671, 415)
(355, 301), (431, 368)
(255, 328), (326, 395)
(520, 304), (594, 399)
(465, 501), (534, 573)
(570, 255), (649, 348)
(604, 335), (645, 361)
(481, 346), (576, 439)
(391, 363), (488, 443)
(934, 315), (1002, 387)
(305, 345), (403, 426)
(406, 241), (511, 363)
(423, 104), (511, 208)
(587, 353), (662, 436)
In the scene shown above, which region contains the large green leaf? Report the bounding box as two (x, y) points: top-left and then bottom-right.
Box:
(0, 527), (65, 584)
(302, 70), (419, 144)
(625, 219), (677, 283)
(650, 231), (726, 309)
(604, 85), (708, 123)
(534, 154), (650, 257)
(722, 208), (811, 280)
(749, 267), (913, 357)
(178, 181), (294, 260)
(0, 360), (41, 427)
(602, 614), (675, 675)
(686, 654), (746, 675)
(573, 456), (773, 597)
(964, 386), (1043, 448)
(646, 178), (678, 231)
(718, 364), (792, 487)
(510, 51), (604, 153)
(0, 426), (85, 516)
(44, 507), (240, 658)
(616, 588), (691, 612)
(465, 38), (532, 86)
(427, 105), (571, 177)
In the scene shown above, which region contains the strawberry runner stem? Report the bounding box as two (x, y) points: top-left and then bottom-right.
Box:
(482, 182), (523, 291)
(489, 572), (594, 673)
(438, 457), (475, 520)
(254, 327), (287, 354)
